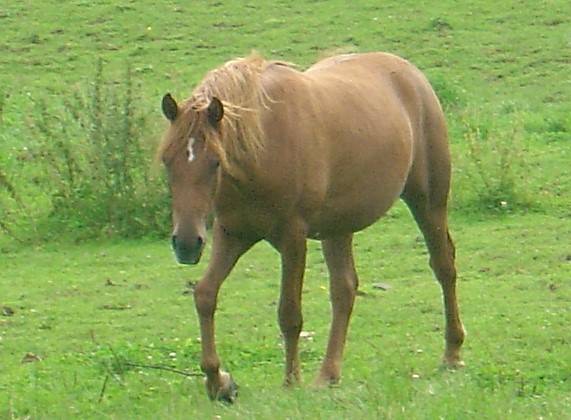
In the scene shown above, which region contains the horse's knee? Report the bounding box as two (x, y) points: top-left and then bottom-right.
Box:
(278, 301), (303, 336)
(341, 273), (358, 293)
(430, 257), (457, 286)
(330, 275), (357, 311)
(447, 231), (456, 259)
(194, 281), (217, 318)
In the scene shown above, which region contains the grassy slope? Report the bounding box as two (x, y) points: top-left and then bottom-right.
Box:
(1, 1), (569, 109)
(1, 0), (569, 224)
(1, 0), (570, 417)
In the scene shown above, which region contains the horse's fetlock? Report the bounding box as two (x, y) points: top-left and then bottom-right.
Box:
(448, 326), (466, 345)
(431, 260), (457, 285)
(200, 358), (221, 376)
(445, 326), (466, 352)
(279, 317), (303, 337)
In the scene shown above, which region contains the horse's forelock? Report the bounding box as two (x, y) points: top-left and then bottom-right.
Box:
(156, 106), (197, 164)
(190, 55), (269, 174)
(157, 55), (271, 173)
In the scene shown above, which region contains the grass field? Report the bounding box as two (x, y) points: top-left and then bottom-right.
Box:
(1, 211), (570, 418)
(1, 0), (570, 418)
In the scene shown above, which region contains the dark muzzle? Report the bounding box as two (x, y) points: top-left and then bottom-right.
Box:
(171, 235), (204, 265)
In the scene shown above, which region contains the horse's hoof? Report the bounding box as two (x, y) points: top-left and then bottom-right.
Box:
(441, 357), (465, 370)
(207, 371), (238, 404)
(312, 374), (340, 389)
(218, 375), (238, 404)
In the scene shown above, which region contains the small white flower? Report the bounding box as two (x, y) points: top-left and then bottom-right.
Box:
(299, 331), (315, 340)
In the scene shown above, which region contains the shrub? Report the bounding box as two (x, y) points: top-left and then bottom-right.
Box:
(0, 93), (43, 243)
(452, 112), (536, 213)
(0, 168), (20, 239)
(1, 61), (169, 242)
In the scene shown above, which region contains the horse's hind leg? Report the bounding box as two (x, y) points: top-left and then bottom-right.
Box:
(315, 233), (358, 385)
(402, 188), (465, 368)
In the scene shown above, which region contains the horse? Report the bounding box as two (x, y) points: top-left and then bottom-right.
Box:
(158, 52), (465, 402)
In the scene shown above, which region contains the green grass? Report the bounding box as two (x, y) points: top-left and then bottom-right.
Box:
(1, 0), (570, 417)
(1, 209), (570, 418)
(1, 0), (569, 118)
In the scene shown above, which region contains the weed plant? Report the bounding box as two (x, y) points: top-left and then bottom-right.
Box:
(454, 112), (535, 213)
(0, 62), (169, 241)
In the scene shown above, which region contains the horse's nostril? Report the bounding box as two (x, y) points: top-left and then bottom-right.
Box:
(171, 234), (203, 260)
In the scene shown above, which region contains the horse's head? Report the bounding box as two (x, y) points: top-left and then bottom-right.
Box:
(160, 93), (224, 264)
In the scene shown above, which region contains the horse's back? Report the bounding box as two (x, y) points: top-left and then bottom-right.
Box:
(302, 53), (444, 236)
(254, 52), (449, 238)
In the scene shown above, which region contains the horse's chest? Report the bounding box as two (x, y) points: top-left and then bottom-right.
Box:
(215, 191), (292, 239)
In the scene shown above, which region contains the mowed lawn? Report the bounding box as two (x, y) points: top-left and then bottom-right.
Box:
(1, 0), (570, 418)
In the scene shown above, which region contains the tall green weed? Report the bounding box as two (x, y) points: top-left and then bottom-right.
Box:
(0, 62), (169, 242)
(452, 112), (536, 213)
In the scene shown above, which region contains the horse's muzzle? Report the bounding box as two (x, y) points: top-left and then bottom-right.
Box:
(172, 235), (204, 265)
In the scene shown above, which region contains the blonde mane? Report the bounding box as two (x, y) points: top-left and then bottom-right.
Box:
(185, 54), (275, 173)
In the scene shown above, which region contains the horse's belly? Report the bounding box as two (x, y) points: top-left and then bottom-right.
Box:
(307, 173), (407, 239)
(307, 130), (412, 238)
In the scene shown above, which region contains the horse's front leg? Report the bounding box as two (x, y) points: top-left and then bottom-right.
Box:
(271, 222), (307, 386)
(193, 223), (254, 402)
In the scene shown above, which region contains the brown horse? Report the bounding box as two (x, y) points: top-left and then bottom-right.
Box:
(159, 52), (465, 402)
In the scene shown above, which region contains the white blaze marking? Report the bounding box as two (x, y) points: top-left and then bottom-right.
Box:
(187, 137), (196, 162)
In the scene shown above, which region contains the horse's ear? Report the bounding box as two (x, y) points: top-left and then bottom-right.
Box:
(207, 97), (224, 127)
(162, 93), (178, 122)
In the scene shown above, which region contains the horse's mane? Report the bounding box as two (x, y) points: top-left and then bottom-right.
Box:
(183, 54), (279, 173)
